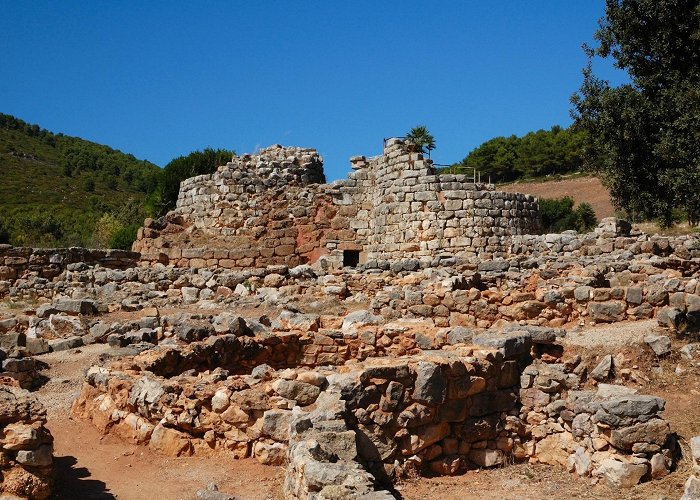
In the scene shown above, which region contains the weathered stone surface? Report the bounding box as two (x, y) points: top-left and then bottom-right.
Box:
(149, 424), (192, 456)
(468, 449), (504, 467)
(568, 446), (592, 476)
(691, 435), (700, 473)
(649, 453), (669, 479)
(609, 419), (671, 450)
(657, 307), (686, 330)
(594, 458), (647, 488)
(590, 355), (613, 381)
(342, 310), (383, 331)
(48, 335), (84, 352)
(261, 409), (292, 442)
(588, 301), (627, 323)
(15, 444), (53, 466)
(472, 333), (531, 359)
(681, 343), (700, 361)
(683, 476), (700, 500)
(534, 432), (576, 466)
(412, 362), (446, 405)
(253, 441), (287, 466)
(271, 380), (320, 406)
(644, 334), (672, 356)
(401, 422), (450, 455)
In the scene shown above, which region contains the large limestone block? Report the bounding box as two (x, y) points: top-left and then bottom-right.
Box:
(594, 458), (647, 488)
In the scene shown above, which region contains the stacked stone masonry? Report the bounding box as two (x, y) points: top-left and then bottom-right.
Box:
(0, 384), (54, 499)
(70, 322), (679, 497)
(133, 139), (541, 268)
(0, 245), (139, 287)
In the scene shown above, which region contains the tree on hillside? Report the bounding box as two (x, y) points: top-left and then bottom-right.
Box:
(451, 126), (585, 182)
(405, 126), (436, 156)
(571, 0), (700, 226)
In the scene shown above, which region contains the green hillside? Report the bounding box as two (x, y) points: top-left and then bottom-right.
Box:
(442, 125), (586, 183)
(0, 113), (160, 248)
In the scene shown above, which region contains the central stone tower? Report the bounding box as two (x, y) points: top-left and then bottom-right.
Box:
(133, 139), (541, 268)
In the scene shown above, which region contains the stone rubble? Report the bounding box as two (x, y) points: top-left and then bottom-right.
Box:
(0, 140), (698, 498)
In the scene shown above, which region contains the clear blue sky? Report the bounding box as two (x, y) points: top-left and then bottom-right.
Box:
(1, 1), (626, 181)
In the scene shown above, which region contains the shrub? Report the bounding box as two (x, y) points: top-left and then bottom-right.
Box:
(540, 196), (597, 233)
(109, 224), (140, 250)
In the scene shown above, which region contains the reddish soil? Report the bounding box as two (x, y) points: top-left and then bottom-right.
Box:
(500, 176), (615, 220)
(48, 417), (283, 500)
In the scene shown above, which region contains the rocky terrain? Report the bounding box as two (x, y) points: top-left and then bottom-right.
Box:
(0, 214), (698, 498)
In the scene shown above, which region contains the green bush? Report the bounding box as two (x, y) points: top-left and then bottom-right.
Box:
(109, 224), (140, 250)
(540, 196), (598, 233)
(575, 202), (597, 232)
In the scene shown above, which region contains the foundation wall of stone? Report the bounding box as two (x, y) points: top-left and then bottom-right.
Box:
(0, 245), (139, 283)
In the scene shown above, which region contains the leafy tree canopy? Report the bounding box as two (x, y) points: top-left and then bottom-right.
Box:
(148, 148), (236, 217)
(540, 197), (598, 233)
(571, 0), (700, 226)
(449, 126), (586, 182)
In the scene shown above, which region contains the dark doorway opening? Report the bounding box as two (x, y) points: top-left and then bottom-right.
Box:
(343, 250), (360, 268)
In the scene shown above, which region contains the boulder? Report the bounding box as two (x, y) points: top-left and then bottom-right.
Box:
(412, 362), (446, 405)
(15, 444), (53, 467)
(650, 453), (669, 479)
(468, 449), (504, 467)
(609, 419), (671, 450)
(253, 441), (287, 466)
(271, 379), (320, 406)
(341, 310), (383, 331)
(691, 435), (700, 472)
(587, 301), (626, 323)
(53, 299), (98, 316)
(472, 333), (531, 359)
(401, 422), (450, 455)
(644, 335), (672, 357)
(273, 311), (320, 332)
(261, 409), (292, 442)
(590, 355), (613, 381)
(594, 458), (647, 488)
(657, 307), (686, 330)
(48, 336), (84, 352)
(568, 446), (592, 476)
(681, 343), (700, 361)
(683, 476), (700, 500)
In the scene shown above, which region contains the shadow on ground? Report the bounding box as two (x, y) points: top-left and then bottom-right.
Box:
(51, 455), (116, 499)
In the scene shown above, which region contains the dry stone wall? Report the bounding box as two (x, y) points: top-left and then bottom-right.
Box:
(0, 245), (138, 288)
(0, 384), (54, 499)
(134, 139), (540, 268)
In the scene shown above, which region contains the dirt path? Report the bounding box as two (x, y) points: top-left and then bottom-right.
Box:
(35, 345), (283, 500)
(500, 176), (615, 219)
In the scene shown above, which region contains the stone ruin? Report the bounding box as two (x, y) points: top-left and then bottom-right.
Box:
(0, 140), (700, 498)
(133, 139), (540, 269)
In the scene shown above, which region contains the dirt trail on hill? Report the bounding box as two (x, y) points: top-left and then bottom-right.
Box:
(35, 345), (283, 500)
(500, 176), (615, 220)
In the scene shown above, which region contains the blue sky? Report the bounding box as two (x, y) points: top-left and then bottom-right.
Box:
(1, 1), (626, 181)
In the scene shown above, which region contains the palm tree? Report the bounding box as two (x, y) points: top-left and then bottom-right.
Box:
(405, 125), (436, 157)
